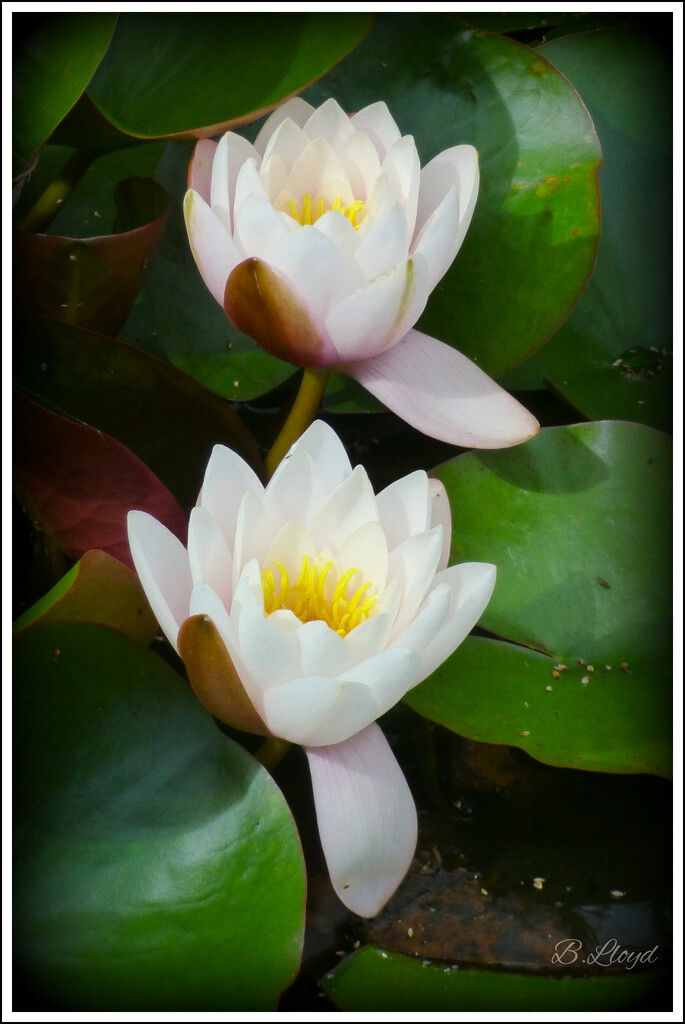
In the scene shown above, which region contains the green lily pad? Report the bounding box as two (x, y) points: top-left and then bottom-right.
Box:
(304, 14), (601, 380)
(323, 946), (666, 1011)
(13, 310), (263, 512)
(121, 141), (296, 402)
(500, 29), (672, 432)
(13, 623), (306, 1010)
(407, 423), (672, 777)
(12, 549), (157, 645)
(86, 13), (372, 139)
(12, 14), (116, 180)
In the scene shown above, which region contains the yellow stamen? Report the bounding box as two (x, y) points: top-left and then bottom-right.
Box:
(285, 193), (367, 231)
(260, 554), (377, 637)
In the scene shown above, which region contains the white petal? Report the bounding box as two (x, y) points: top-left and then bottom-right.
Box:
(254, 97), (316, 156)
(284, 137), (354, 207)
(233, 190), (296, 261)
(351, 101), (402, 159)
(237, 603), (302, 691)
(376, 470), (431, 551)
(343, 647), (420, 719)
(313, 210), (360, 262)
(334, 520), (388, 596)
(416, 144), (479, 246)
(429, 477), (452, 571)
(210, 131), (259, 233)
(188, 139), (217, 203)
(262, 674), (378, 746)
(259, 150), (289, 203)
(127, 511), (192, 653)
(339, 131), (383, 201)
(264, 440), (329, 526)
(382, 136), (421, 238)
(187, 505), (233, 610)
(325, 259), (417, 362)
(387, 526), (443, 641)
(411, 186), (461, 291)
(233, 158), (268, 219)
(296, 620), (353, 677)
(415, 562), (496, 682)
(232, 490), (278, 592)
(390, 581), (452, 660)
(345, 329), (541, 448)
(354, 203), (409, 281)
(200, 443), (264, 553)
(261, 519), (317, 580)
(310, 465), (379, 553)
(364, 171), (396, 222)
(343, 609), (394, 664)
(305, 723), (417, 917)
(261, 116), (311, 172)
(183, 190), (242, 306)
(303, 97), (355, 148)
(292, 420), (353, 492)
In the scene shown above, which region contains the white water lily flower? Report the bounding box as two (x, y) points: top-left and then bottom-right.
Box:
(128, 421), (496, 917)
(184, 97), (538, 449)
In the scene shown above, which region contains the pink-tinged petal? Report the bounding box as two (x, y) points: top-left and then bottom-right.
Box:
(411, 186), (461, 292)
(187, 505), (233, 611)
(261, 117), (311, 172)
(310, 465), (379, 553)
(387, 526), (443, 641)
(382, 136), (421, 238)
(127, 510), (192, 653)
(254, 97), (316, 156)
(339, 131), (383, 201)
(415, 562), (496, 682)
(325, 259), (416, 362)
(292, 419), (353, 492)
(343, 648), (420, 719)
(262, 675), (378, 746)
(183, 190), (243, 306)
(265, 443), (329, 526)
(305, 723), (417, 917)
(233, 190), (296, 262)
(303, 97), (355, 148)
(210, 131), (259, 233)
(354, 203), (409, 281)
(345, 329), (540, 448)
(415, 145), (479, 240)
(200, 443), (264, 552)
(224, 257), (336, 368)
(376, 470), (431, 551)
(188, 139), (217, 202)
(429, 477), (452, 571)
(351, 101), (402, 159)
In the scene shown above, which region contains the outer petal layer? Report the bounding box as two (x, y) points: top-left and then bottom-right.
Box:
(305, 723), (417, 917)
(345, 329), (540, 448)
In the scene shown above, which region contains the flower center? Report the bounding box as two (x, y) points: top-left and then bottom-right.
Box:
(261, 555), (377, 637)
(286, 193), (367, 230)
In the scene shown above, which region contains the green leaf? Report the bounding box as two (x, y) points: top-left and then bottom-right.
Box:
(304, 14), (601, 378)
(500, 29), (672, 432)
(12, 549), (157, 645)
(323, 946), (666, 1012)
(13, 623), (306, 1010)
(12, 14), (116, 179)
(13, 310), (263, 512)
(86, 13), (373, 139)
(121, 141), (296, 402)
(409, 423), (672, 776)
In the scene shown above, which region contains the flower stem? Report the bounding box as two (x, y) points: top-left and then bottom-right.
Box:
(19, 149), (94, 234)
(265, 368), (329, 479)
(254, 737), (291, 772)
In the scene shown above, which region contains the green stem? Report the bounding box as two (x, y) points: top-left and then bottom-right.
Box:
(265, 368), (329, 479)
(19, 149), (94, 233)
(254, 737), (291, 773)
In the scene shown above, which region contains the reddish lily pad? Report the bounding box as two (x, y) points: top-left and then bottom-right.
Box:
(13, 310), (263, 511)
(12, 549), (157, 646)
(405, 422), (672, 777)
(13, 391), (186, 569)
(13, 176), (169, 338)
(85, 12), (372, 140)
(13, 623), (306, 1009)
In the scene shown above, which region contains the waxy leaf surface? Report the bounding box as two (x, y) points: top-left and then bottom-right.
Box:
(13, 391), (186, 569)
(13, 623), (306, 1010)
(405, 423), (672, 776)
